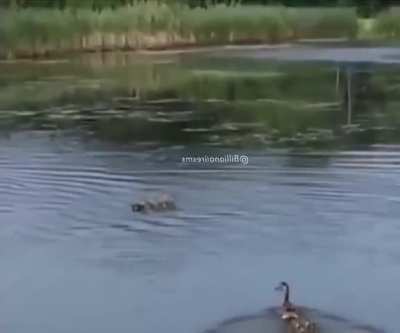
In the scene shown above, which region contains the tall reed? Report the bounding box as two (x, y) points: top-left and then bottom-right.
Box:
(0, 4), (358, 59)
(374, 7), (400, 39)
(287, 7), (358, 39)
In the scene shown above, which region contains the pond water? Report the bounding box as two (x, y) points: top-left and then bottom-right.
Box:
(1, 45), (400, 333)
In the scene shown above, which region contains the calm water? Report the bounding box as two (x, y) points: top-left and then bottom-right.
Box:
(1, 45), (400, 333)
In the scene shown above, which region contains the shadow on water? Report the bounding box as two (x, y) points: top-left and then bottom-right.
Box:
(206, 307), (385, 333)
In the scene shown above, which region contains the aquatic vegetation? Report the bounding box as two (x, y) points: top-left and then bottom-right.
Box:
(0, 4), (358, 59)
(0, 51), (398, 149)
(180, 5), (292, 44)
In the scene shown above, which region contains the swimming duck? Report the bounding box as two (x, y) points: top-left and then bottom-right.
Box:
(131, 194), (176, 213)
(275, 281), (295, 312)
(275, 281), (317, 333)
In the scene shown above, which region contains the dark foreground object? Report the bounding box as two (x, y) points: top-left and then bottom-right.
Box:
(205, 306), (385, 333)
(131, 194), (176, 213)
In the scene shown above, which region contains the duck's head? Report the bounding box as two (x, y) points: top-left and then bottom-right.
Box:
(131, 202), (146, 212)
(275, 281), (289, 291)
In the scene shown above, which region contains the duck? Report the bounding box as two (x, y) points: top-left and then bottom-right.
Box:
(275, 281), (318, 333)
(131, 194), (176, 213)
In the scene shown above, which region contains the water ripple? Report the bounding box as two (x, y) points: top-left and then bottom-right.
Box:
(1, 134), (400, 261)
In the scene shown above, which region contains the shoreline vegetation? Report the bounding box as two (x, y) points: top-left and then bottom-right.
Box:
(0, 3), (399, 60)
(0, 4), (358, 59)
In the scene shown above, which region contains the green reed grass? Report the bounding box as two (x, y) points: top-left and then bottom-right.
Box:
(374, 7), (400, 39)
(0, 4), (358, 59)
(180, 5), (291, 43)
(287, 7), (358, 39)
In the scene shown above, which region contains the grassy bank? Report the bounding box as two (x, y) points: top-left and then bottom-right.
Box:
(0, 3), (358, 59)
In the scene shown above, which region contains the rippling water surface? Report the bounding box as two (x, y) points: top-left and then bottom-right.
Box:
(1, 45), (400, 333)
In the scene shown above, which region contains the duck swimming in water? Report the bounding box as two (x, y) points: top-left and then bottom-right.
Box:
(275, 281), (297, 318)
(131, 194), (176, 213)
(275, 281), (317, 333)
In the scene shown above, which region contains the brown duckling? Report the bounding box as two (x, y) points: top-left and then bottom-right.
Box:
(275, 281), (318, 333)
(131, 194), (176, 213)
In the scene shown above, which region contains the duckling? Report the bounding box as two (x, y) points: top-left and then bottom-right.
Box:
(155, 193), (176, 211)
(275, 281), (318, 333)
(131, 201), (153, 213)
(131, 194), (176, 213)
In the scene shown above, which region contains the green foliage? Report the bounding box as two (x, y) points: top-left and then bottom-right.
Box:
(180, 5), (355, 43)
(288, 7), (358, 39)
(374, 7), (400, 38)
(180, 5), (291, 43)
(0, 3), (358, 58)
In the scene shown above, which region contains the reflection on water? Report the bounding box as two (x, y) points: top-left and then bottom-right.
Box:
(1, 47), (400, 149)
(1, 46), (400, 333)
